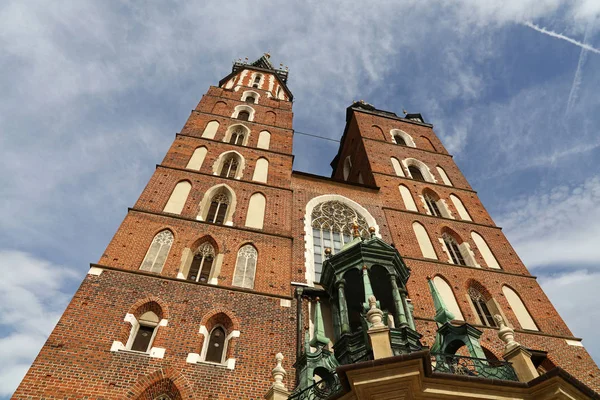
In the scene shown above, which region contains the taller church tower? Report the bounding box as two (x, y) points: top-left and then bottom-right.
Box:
(14, 55), (600, 399)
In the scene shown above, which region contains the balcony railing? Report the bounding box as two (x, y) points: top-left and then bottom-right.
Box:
(288, 373), (342, 400)
(431, 353), (518, 381)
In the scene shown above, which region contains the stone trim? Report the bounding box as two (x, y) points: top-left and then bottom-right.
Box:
(175, 133), (294, 159)
(382, 206), (501, 231)
(374, 171), (476, 193)
(400, 256), (537, 279)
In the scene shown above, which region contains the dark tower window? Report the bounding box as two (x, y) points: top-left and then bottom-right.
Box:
(408, 166), (425, 181)
(443, 234), (466, 266)
(252, 75), (261, 88)
(220, 156), (239, 178)
(205, 326), (226, 363)
(230, 129), (245, 145)
(131, 325), (155, 352)
(237, 111), (250, 121)
(469, 287), (497, 327)
(245, 96), (255, 103)
(424, 193), (441, 217)
(187, 243), (215, 283)
(206, 191), (230, 224)
(394, 135), (406, 145)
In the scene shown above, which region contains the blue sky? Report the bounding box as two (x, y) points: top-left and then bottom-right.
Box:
(1, 1), (600, 396)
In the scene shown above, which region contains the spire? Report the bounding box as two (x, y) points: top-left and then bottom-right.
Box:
(309, 298), (331, 349)
(427, 277), (455, 325)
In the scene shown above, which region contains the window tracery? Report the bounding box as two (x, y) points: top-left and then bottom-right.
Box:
(468, 287), (496, 327)
(220, 156), (239, 178)
(443, 233), (466, 266)
(232, 245), (258, 289)
(140, 230), (174, 273)
(206, 191), (230, 224)
(229, 128), (245, 145)
(187, 243), (215, 283)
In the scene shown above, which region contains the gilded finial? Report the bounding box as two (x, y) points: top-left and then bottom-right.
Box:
(352, 221), (360, 238)
(368, 226), (376, 238)
(324, 247), (332, 258)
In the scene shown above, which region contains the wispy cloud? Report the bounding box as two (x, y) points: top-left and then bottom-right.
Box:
(523, 21), (600, 54)
(566, 24), (591, 114)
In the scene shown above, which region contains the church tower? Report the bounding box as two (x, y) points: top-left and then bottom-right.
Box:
(13, 55), (600, 399)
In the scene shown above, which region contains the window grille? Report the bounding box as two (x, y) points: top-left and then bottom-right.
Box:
(229, 129), (245, 145)
(232, 245), (257, 288)
(424, 194), (441, 217)
(188, 243), (215, 283)
(311, 201), (369, 281)
(443, 234), (466, 266)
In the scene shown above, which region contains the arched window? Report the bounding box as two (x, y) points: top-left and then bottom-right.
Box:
(252, 74), (262, 88)
(163, 181), (192, 215)
(232, 245), (258, 289)
(450, 194), (471, 221)
(205, 326), (227, 363)
(257, 130), (271, 149)
(408, 166), (425, 181)
(187, 242), (215, 283)
(432, 276), (464, 320)
(502, 286), (538, 331)
(468, 287), (496, 327)
(202, 121), (219, 139)
(245, 193), (266, 229)
(252, 158), (269, 183)
(412, 222), (437, 259)
(391, 157), (404, 177)
(399, 185), (417, 211)
(424, 193), (441, 217)
(471, 232), (500, 269)
(229, 128), (245, 145)
(129, 311), (160, 352)
(206, 190), (230, 224)
(245, 96), (255, 103)
(186, 147), (207, 171)
(442, 233), (466, 265)
(220, 155), (239, 178)
(140, 230), (173, 273)
(241, 90), (260, 104)
(436, 166), (452, 186)
(343, 156), (352, 181)
(311, 201), (369, 281)
(237, 111), (250, 121)
(394, 134), (406, 145)
(232, 105), (255, 121)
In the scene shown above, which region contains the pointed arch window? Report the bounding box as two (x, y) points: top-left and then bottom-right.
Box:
(311, 201), (369, 281)
(443, 234), (466, 266)
(394, 134), (406, 145)
(140, 230), (173, 273)
(468, 287), (496, 327)
(205, 326), (227, 363)
(424, 193), (441, 216)
(232, 245), (258, 289)
(206, 191), (230, 224)
(237, 111), (250, 121)
(220, 156), (239, 178)
(408, 166), (425, 181)
(229, 128), (245, 145)
(187, 243), (215, 283)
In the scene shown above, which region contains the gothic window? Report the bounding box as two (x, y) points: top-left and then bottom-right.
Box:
(163, 181), (192, 215)
(399, 185), (417, 211)
(391, 157), (404, 177)
(450, 194), (471, 221)
(468, 287), (496, 327)
(311, 201), (369, 281)
(412, 222), (437, 259)
(187, 243), (215, 283)
(443, 234), (466, 265)
(408, 166), (425, 181)
(252, 158), (269, 183)
(245, 193), (266, 229)
(206, 191), (230, 224)
(471, 232), (500, 269)
(202, 120), (219, 139)
(257, 130), (271, 149)
(502, 286), (538, 331)
(140, 230), (173, 273)
(437, 166), (452, 186)
(424, 193), (441, 217)
(245, 96), (255, 104)
(432, 276), (464, 320)
(186, 146), (207, 171)
(237, 111), (250, 121)
(229, 128), (245, 145)
(205, 326), (227, 363)
(128, 311), (160, 352)
(394, 134), (406, 145)
(220, 156), (239, 178)
(232, 245), (258, 289)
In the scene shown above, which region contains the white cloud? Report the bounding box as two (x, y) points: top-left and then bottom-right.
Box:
(0, 250), (79, 396)
(498, 176), (600, 268)
(539, 270), (600, 361)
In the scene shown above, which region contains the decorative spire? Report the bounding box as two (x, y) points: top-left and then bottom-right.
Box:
(366, 295), (385, 328)
(427, 277), (455, 325)
(352, 220), (360, 238)
(495, 314), (519, 352)
(309, 298), (331, 349)
(271, 353), (287, 389)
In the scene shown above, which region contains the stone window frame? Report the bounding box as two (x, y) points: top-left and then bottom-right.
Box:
(231, 104), (256, 122)
(139, 229), (174, 274)
(212, 150), (246, 180)
(418, 189), (454, 219)
(402, 158), (437, 183)
(390, 129), (416, 147)
(438, 230), (480, 268)
(223, 124), (251, 147)
(241, 90), (260, 104)
(196, 184), (237, 226)
(176, 237), (224, 285)
(110, 311), (168, 359)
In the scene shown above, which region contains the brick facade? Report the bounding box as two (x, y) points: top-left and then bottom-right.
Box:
(14, 57), (600, 398)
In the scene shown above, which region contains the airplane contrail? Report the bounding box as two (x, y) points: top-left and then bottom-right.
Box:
(523, 21), (600, 54)
(566, 24), (590, 114)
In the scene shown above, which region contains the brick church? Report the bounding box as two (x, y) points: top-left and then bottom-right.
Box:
(13, 54), (600, 399)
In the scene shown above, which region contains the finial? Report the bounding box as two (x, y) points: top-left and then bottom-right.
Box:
(309, 298), (331, 349)
(265, 52), (271, 58)
(324, 247), (332, 258)
(271, 352), (287, 389)
(352, 221), (360, 238)
(366, 295), (385, 328)
(368, 226), (376, 238)
(403, 109), (408, 115)
(495, 314), (519, 352)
